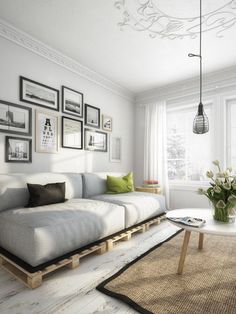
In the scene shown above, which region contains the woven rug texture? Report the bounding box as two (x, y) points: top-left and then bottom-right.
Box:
(97, 231), (236, 314)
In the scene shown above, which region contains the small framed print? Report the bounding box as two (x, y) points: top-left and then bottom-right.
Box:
(62, 86), (83, 118)
(102, 115), (112, 131)
(84, 128), (107, 152)
(62, 116), (83, 150)
(110, 136), (121, 162)
(85, 104), (100, 129)
(5, 136), (32, 163)
(35, 110), (59, 153)
(20, 76), (59, 111)
(0, 99), (32, 136)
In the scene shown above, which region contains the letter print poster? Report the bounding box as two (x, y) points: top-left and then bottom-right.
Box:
(36, 111), (58, 153)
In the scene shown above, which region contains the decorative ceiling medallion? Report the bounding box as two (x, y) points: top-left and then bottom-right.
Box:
(115, 0), (236, 39)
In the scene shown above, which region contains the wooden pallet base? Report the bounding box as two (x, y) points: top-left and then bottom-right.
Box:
(0, 214), (166, 289)
(0, 242), (106, 289)
(106, 214), (166, 251)
(145, 215), (166, 230)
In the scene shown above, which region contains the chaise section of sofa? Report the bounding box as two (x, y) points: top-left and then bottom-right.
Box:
(82, 173), (166, 228)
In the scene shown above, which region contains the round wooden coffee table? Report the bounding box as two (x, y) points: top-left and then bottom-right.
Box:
(166, 208), (236, 274)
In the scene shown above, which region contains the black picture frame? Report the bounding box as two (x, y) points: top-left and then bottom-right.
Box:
(84, 128), (107, 152)
(62, 116), (83, 150)
(85, 103), (100, 129)
(5, 136), (32, 163)
(0, 99), (32, 136)
(62, 86), (83, 118)
(20, 76), (59, 111)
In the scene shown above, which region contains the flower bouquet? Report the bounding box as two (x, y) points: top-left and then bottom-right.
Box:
(198, 160), (236, 223)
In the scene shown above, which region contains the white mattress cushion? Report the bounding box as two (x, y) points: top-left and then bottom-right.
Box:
(0, 198), (125, 266)
(92, 192), (166, 228)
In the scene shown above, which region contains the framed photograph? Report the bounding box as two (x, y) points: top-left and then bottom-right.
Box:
(0, 100), (32, 136)
(62, 86), (83, 118)
(35, 110), (59, 153)
(20, 76), (59, 111)
(62, 116), (83, 150)
(85, 104), (100, 128)
(84, 128), (107, 152)
(5, 136), (32, 163)
(102, 115), (112, 131)
(110, 136), (121, 162)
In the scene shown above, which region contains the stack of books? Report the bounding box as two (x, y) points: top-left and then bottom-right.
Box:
(142, 180), (160, 188)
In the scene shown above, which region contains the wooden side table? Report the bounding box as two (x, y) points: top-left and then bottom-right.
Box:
(135, 186), (162, 194)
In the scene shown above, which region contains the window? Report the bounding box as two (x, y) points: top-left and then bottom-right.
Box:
(227, 99), (236, 170)
(167, 104), (213, 183)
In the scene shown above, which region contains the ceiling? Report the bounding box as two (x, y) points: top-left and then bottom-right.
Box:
(0, 0), (235, 94)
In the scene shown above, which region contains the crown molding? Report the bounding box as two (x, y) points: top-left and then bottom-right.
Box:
(0, 18), (134, 102)
(135, 65), (236, 105)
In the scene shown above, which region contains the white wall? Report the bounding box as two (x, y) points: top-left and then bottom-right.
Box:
(134, 67), (236, 209)
(0, 37), (134, 174)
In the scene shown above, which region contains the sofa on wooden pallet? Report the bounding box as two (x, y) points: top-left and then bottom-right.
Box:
(0, 172), (166, 288)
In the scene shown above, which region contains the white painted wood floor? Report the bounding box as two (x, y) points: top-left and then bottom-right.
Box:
(0, 222), (179, 314)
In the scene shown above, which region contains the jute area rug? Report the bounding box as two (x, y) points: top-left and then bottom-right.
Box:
(97, 230), (236, 314)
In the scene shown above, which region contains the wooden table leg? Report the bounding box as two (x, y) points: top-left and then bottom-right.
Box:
(177, 230), (191, 275)
(198, 233), (204, 250)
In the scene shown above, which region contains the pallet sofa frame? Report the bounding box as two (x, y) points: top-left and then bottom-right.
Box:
(0, 214), (166, 289)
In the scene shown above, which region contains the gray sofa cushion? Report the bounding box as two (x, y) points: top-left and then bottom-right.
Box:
(82, 172), (125, 198)
(0, 199), (125, 266)
(0, 173), (83, 212)
(92, 192), (166, 228)
(82, 173), (107, 198)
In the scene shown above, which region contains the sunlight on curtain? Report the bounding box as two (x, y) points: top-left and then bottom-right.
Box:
(144, 102), (169, 208)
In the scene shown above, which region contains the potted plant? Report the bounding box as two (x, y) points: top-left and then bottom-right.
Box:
(198, 160), (236, 223)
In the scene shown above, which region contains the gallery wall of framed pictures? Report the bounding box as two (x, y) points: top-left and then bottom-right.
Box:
(1, 74), (121, 163)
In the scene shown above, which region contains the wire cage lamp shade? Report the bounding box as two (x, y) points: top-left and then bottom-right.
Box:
(189, 0), (209, 134)
(193, 103), (209, 134)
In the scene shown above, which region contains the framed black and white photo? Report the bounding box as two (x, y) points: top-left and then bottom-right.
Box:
(62, 86), (83, 118)
(35, 110), (59, 153)
(5, 136), (32, 163)
(0, 100), (32, 136)
(102, 115), (112, 131)
(20, 76), (59, 111)
(85, 104), (100, 128)
(62, 116), (83, 150)
(110, 136), (121, 162)
(84, 128), (107, 152)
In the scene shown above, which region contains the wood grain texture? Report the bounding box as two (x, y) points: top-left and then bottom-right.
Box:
(0, 221), (179, 314)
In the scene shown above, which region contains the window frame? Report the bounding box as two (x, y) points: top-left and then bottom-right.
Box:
(226, 95), (236, 169)
(166, 99), (215, 188)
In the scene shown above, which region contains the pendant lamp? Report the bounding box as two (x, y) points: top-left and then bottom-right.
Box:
(189, 0), (209, 134)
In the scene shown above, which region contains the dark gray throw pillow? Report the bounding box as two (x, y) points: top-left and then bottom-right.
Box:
(26, 182), (66, 207)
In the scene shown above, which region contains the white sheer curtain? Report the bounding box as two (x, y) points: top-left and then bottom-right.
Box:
(144, 102), (169, 208)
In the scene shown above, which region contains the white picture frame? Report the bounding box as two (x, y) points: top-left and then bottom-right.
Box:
(102, 115), (112, 131)
(110, 136), (121, 162)
(35, 110), (59, 153)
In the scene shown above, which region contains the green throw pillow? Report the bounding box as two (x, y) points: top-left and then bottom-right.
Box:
(107, 172), (134, 194)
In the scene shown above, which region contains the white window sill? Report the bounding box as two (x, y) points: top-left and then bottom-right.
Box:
(169, 181), (210, 191)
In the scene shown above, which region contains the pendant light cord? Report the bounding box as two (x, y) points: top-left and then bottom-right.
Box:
(200, 0), (202, 104)
(188, 0), (203, 106)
